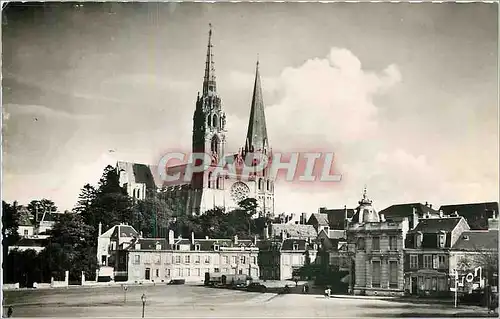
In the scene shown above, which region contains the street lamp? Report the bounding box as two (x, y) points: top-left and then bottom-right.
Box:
(141, 293), (146, 318)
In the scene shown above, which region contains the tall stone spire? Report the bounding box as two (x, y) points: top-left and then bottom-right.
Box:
(245, 59), (269, 153)
(203, 23), (216, 95)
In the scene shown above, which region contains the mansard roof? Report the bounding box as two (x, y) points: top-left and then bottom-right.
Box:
(410, 217), (464, 234)
(270, 223), (317, 239)
(439, 202), (498, 230)
(379, 202), (439, 219)
(452, 230), (498, 251)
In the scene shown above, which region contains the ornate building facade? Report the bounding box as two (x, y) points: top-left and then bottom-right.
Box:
(346, 188), (408, 296)
(116, 26), (275, 217)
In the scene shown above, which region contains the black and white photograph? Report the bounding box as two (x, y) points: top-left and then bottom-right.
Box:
(1, 2), (499, 317)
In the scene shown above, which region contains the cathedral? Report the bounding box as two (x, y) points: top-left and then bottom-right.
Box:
(116, 26), (275, 217)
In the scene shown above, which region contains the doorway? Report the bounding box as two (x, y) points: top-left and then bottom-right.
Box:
(411, 276), (418, 295)
(145, 268), (151, 280)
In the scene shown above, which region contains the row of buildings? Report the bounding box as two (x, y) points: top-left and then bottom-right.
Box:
(96, 192), (498, 298)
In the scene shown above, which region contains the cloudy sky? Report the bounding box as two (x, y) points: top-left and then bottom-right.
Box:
(2, 2), (498, 213)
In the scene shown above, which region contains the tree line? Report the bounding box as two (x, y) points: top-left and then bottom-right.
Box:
(2, 165), (270, 287)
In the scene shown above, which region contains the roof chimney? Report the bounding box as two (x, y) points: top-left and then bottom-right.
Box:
(429, 204), (432, 209)
(233, 234), (238, 245)
(191, 232), (195, 245)
(425, 201), (428, 207)
(168, 230), (174, 245)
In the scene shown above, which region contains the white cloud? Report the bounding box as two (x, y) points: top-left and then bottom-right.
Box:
(226, 47), (402, 152)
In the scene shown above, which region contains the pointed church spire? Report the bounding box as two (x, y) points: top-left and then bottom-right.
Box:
(203, 23), (216, 95)
(245, 59), (269, 153)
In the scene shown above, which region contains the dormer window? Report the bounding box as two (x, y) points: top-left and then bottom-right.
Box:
(214, 244), (219, 251)
(135, 243), (141, 250)
(313, 244), (318, 250)
(439, 231), (446, 248)
(195, 244), (201, 251)
(155, 242), (161, 250)
(293, 243), (299, 251)
(463, 235), (469, 241)
(174, 244), (180, 251)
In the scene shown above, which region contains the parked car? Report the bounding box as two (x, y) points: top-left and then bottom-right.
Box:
(247, 282), (267, 293)
(167, 279), (186, 285)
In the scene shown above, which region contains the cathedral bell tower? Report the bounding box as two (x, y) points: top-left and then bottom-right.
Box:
(192, 24), (227, 190)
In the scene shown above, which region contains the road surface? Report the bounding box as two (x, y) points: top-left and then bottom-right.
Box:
(3, 285), (493, 317)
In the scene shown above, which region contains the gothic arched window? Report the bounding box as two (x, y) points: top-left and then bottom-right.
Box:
(208, 172), (212, 188)
(137, 189), (141, 199)
(267, 180), (270, 191)
(258, 178), (263, 190)
(216, 176), (220, 189)
(211, 135), (219, 155)
(207, 114), (212, 128)
(212, 114), (218, 129)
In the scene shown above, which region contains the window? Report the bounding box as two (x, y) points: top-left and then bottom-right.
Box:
(357, 238), (365, 251)
(240, 256), (246, 264)
(204, 255), (211, 264)
(23, 229), (29, 236)
(195, 256), (201, 264)
(134, 255), (140, 264)
(410, 255), (418, 269)
(293, 244), (299, 251)
(232, 256), (237, 264)
(101, 255), (107, 266)
(423, 255), (432, 269)
(438, 255), (446, 269)
(372, 261), (381, 287)
(251, 256), (257, 264)
(195, 244), (201, 251)
(186, 268), (191, 276)
(431, 277), (437, 291)
(195, 268), (201, 276)
(222, 256), (229, 264)
(155, 269), (159, 277)
(155, 242), (161, 250)
(389, 236), (397, 251)
(372, 237), (380, 251)
(238, 269), (243, 275)
(175, 256), (181, 264)
(214, 245), (219, 251)
(214, 268), (220, 273)
(208, 172), (212, 188)
(389, 261), (398, 288)
(432, 255), (439, 269)
(185, 255), (191, 264)
(438, 233), (446, 248)
(165, 269), (171, 277)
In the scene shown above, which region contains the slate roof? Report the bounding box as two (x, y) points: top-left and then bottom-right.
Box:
(270, 223), (317, 239)
(281, 239), (318, 251)
(379, 203), (439, 219)
(438, 202), (498, 230)
(452, 230), (498, 251)
(309, 213), (329, 226)
(111, 225), (139, 238)
(410, 217), (463, 234)
(318, 208), (355, 229)
(117, 161), (158, 189)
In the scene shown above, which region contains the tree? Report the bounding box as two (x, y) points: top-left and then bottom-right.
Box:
(27, 199), (57, 221)
(73, 184), (97, 216)
(2, 201), (20, 274)
(43, 213), (98, 282)
(133, 194), (175, 238)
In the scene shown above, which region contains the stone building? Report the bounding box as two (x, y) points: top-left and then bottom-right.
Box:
(257, 237), (319, 281)
(346, 188), (408, 296)
(403, 215), (470, 297)
(126, 231), (259, 283)
(115, 26), (275, 217)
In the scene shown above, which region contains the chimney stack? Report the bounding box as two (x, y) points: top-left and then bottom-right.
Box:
(191, 232), (195, 245)
(380, 213), (385, 222)
(98, 222), (102, 236)
(425, 201), (428, 207)
(301, 213), (307, 225)
(168, 230), (174, 245)
(234, 234), (238, 245)
(429, 204), (432, 209)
